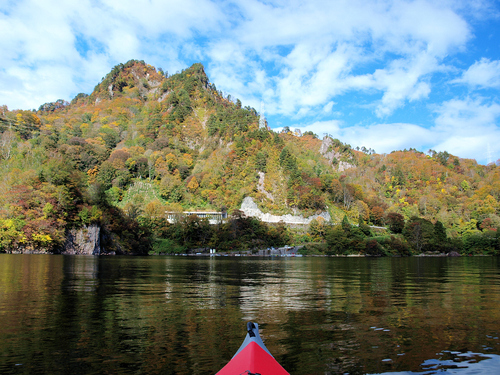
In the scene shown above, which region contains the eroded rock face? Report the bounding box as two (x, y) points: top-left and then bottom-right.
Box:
(257, 171), (274, 201)
(240, 197), (331, 225)
(64, 224), (101, 255)
(319, 137), (356, 172)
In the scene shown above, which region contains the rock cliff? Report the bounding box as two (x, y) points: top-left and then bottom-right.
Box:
(240, 197), (331, 225)
(319, 137), (356, 172)
(63, 224), (101, 255)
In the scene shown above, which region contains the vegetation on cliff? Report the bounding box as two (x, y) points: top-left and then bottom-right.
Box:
(0, 60), (499, 255)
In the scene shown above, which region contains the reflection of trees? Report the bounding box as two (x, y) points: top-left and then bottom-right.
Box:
(1, 256), (499, 374)
(353, 257), (500, 373)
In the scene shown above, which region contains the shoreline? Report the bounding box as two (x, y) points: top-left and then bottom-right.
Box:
(1, 249), (490, 257)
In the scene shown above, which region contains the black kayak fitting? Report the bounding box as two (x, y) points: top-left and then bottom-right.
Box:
(247, 322), (256, 337)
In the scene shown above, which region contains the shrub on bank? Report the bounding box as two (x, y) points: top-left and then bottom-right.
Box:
(372, 235), (412, 256)
(298, 243), (328, 255)
(149, 238), (186, 254)
(462, 230), (500, 255)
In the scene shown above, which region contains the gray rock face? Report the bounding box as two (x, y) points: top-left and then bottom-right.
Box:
(257, 171), (274, 201)
(319, 137), (356, 172)
(240, 197), (331, 225)
(64, 224), (101, 255)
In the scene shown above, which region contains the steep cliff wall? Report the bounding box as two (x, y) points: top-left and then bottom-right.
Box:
(319, 137), (356, 172)
(63, 225), (101, 255)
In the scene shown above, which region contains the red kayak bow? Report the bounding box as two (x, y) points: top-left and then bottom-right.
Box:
(217, 322), (289, 375)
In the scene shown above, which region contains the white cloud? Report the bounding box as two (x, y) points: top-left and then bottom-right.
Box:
(369, 53), (436, 117)
(0, 0), (226, 109)
(107, 32), (140, 63)
(79, 0), (224, 41)
(434, 96), (500, 130)
(291, 96), (500, 163)
(0, 0), (474, 112)
(385, 0), (470, 55)
(292, 121), (435, 154)
(0, 0), (498, 163)
(213, 0), (473, 119)
(431, 97), (500, 161)
(323, 101), (334, 114)
(340, 123), (435, 153)
(454, 58), (500, 89)
(275, 119), (342, 137)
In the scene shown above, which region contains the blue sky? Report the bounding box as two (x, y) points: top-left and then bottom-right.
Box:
(1, 0), (500, 164)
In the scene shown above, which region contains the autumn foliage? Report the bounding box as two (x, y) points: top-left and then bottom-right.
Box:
(0, 60), (499, 255)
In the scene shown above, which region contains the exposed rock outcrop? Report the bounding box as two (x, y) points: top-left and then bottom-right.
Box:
(63, 224), (101, 255)
(257, 172), (274, 201)
(319, 137), (356, 172)
(240, 197), (330, 225)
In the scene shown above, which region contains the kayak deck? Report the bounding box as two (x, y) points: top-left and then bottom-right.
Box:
(217, 322), (289, 375)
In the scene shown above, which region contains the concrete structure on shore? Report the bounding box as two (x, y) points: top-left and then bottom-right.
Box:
(166, 211), (228, 225)
(240, 197), (331, 225)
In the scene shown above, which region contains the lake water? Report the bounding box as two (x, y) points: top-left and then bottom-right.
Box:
(0, 255), (499, 375)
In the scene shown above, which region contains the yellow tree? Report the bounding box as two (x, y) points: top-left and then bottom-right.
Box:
(187, 176), (199, 192)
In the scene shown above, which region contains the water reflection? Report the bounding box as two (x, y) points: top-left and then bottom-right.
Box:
(0, 255), (499, 374)
(368, 351), (500, 374)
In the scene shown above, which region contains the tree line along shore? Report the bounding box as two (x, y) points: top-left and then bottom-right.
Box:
(1, 60), (499, 256)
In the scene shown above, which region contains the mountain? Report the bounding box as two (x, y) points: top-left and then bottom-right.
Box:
(0, 60), (499, 255)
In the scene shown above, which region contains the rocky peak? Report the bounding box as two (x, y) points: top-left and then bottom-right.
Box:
(320, 136), (357, 172)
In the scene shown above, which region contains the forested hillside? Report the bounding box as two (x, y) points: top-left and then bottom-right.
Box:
(0, 60), (499, 255)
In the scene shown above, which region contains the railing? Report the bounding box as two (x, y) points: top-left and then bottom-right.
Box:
(165, 211), (228, 224)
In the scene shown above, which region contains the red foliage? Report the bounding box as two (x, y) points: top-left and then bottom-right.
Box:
(308, 177), (322, 189)
(109, 149), (130, 163)
(371, 206), (385, 224)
